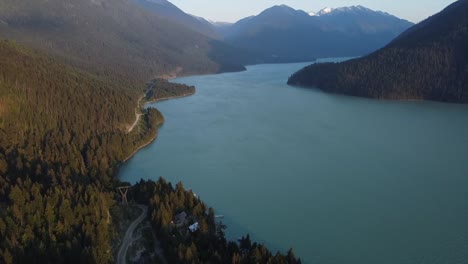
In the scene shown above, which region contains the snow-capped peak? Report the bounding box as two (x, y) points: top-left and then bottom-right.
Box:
(318, 7), (334, 15)
(309, 7), (334, 16)
(308, 6), (380, 17)
(333, 5), (373, 13)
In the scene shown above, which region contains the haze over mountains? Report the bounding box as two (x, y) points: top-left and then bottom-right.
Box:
(288, 0), (468, 103)
(133, 0), (414, 63)
(219, 5), (413, 62)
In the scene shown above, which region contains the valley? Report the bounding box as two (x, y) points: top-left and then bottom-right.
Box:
(0, 0), (466, 263)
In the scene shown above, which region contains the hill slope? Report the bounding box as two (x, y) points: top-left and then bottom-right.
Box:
(0, 0), (243, 81)
(0, 39), (165, 263)
(134, 0), (219, 39)
(221, 5), (413, 62)
(287, 0), (468, 103)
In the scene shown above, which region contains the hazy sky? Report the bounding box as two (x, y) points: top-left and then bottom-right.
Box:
(169, 0), (457, 23)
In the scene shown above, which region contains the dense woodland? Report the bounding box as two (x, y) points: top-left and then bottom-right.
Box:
(0, 40), (164, 263)
(288, 0), (468, 103)
(132, 179), (301, 264)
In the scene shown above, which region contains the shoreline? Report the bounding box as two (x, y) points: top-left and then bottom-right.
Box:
(121, 91), (195, 164)
(122, 130), (159, 163)
(143, 91), (195, 105)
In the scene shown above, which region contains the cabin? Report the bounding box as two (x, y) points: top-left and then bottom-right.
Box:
(188, 222), (199, 232)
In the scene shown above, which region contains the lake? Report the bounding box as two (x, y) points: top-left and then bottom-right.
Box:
(119, 60), (468, 264)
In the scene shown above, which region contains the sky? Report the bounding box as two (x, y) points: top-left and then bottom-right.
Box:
(169, 0), (457, 23)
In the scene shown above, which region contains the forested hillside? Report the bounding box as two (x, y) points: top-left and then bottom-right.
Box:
(288, 0), (468, 103)
(0, 0), (245, 80)
(0, 40), (164, 263)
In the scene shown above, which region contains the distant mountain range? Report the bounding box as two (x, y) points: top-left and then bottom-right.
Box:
(132, 0), (265, 67)
(218, 5), (413, 62)
(288, 0), (468, 103)
(127, 1), (414, 64)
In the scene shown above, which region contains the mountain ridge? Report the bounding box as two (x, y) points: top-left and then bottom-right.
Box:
(219, 4), (413, 62)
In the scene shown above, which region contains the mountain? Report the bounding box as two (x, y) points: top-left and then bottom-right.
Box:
(220, 5), (413, 62)
(288, 0), (468, 103)
(0, 0), (245, 82)
(134, 0), (220, 39)
(316, 6), (412, 34)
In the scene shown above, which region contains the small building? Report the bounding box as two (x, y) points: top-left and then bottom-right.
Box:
(188, 222), (199, 233)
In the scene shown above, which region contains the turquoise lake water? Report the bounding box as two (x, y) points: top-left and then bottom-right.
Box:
(119, 60), (468, 264)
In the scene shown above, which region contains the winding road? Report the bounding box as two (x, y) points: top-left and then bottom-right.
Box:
(127, 95), (145, 133)
(117, 205), (148, 264)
